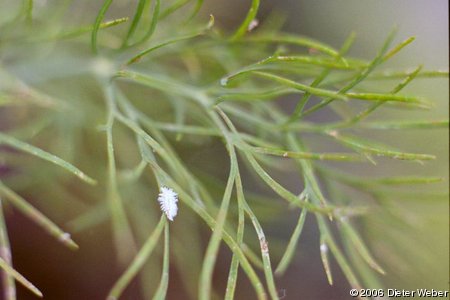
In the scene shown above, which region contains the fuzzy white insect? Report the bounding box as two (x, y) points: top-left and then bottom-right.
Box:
(247, 19), (259, 32)
(157, 186), (178, 221)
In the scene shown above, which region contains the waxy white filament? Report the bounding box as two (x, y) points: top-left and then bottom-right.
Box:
(157, 186), (178, 221)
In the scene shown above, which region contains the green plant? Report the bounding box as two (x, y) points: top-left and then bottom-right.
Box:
(0, 1), (448, 299)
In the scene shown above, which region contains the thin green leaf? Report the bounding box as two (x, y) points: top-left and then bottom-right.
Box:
(361, 120), (449, 130)
(319, 239), (333, 285)
(213, 109), (335, 215)
(217, 108), (279, 300)
(239, 133), (280, 149)
(319, 167), (443, 189)
(0, 257), (42, 298)
(341, 234), (385, 289)
(286, 31), (356, 124)
(107, 216), (166, 300)
(339, 219), (385, 274)
(199, 143), (237, 300)
(220, 104), (277, 132)
(275, 207), (308, 275)
(150, 122), (220, 136)
(303, 171), (363, 289)
(381, 36), (415, 62)
(244, 153), (335, 214)
(114, 71), (205, 106)
(188, 0), (204, 21)
(114, 111), (195, 190)
(269, 55), (358, 70)
(216, 87), (300, 103)
(368, 69), (449, 80)
(91, 0), (114, 53)
(121, 0), (149, 47)
(229, 71), (349, 101)
(104, 86), (138, 264)
(126, 15), (214, 65)
(159, 0), (189, 19)
(371, 176), (443, 185)
(52, 18), (128, 40)
(328, 131), (435, 161)
(245, 33), (340, 58)
(345, 92), (429, 106)
(230, 0), (260, 41)
(391, 65), (423, 94)
(224, 174), (246, 300)
(0, 181), (78, 250)
(287, 135), (363, 288)
(286, 134), (330, 209)
(339, 65), (423, 127)
(0, 133), (96, 185)
(212, 107), (278, 298)
(119, 160), (147, 182)
(301, 28), (397, 117)
(0, 199), (16, 300)
(153, 222), (170, 300)
(242, 244), (265, 270)
(137, 0), (161, 44)
(243, 201), (279, 300)
(317, 215), (362, 290)
(322, 69), (448, 87)
(249, 145), (362, 161)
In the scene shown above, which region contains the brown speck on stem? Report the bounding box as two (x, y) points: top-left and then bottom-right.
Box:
(259, 237), (269, 253)
(128, 57), (141, 65)
(327, 130), (339, 137)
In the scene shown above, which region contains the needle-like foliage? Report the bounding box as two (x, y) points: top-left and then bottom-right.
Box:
(0, 1), (447, 299)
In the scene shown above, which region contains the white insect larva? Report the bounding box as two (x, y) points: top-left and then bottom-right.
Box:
(247, 19), (259, 32)
(157, 186), (178, 221)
